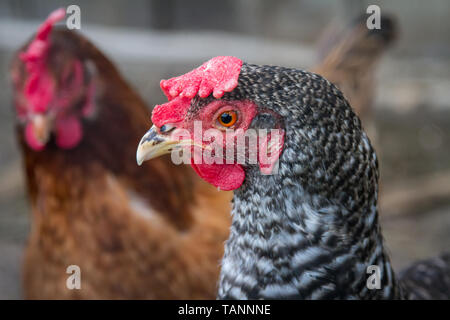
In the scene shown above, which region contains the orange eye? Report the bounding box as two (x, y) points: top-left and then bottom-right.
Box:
(217, 111), (237, 128)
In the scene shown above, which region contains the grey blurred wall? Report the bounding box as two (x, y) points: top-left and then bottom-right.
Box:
(1, 0), (450, 57)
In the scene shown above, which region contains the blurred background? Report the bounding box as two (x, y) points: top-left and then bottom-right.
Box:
(0, 0), (449, 299)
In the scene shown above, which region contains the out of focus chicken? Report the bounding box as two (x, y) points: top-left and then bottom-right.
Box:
(312, 14), (397, 123)
(10, 9), (231, 299)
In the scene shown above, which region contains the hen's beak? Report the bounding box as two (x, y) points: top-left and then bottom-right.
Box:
(32, 114), (51, 145)
(136, 125), (179, 166)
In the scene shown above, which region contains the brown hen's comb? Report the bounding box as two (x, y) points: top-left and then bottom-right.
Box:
(19, 8), (65, 113)
(20, 8), (66, 67)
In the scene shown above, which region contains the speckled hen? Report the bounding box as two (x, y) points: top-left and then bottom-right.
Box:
(137, 56), (450, 299)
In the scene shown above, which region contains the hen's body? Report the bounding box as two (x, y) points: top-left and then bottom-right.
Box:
(14, 29), (231, 299)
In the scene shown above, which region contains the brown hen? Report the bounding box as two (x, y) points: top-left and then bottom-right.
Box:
(11, 11), (231, 299)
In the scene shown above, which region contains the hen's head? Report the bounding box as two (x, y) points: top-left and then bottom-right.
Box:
(136, 57), (282, 191)
(137, 56), (375, 198)
(11, 8), (97, 151)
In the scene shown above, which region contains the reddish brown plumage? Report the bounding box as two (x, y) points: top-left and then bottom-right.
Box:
(12, 29), (231, 299)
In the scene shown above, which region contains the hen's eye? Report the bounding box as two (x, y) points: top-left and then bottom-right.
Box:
(160, 124), (174, 133)
(218, 111), (237, 128)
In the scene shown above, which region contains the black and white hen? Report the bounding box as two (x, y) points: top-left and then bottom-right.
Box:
(136, 56), (450, 299)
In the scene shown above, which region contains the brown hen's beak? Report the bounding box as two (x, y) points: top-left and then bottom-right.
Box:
(136, 125), (180, 166)
(32, 114), (52, 145)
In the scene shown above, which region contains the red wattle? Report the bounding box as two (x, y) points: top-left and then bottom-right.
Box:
(55, 116), (83, 149)
(190, 163), (245, 191)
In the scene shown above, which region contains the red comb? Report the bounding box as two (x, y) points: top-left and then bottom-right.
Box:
(153, 56), (242, 126)
(19, 8), (65, 113)
(151, 95), (192, 127)
(20, 8), (66, 67)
